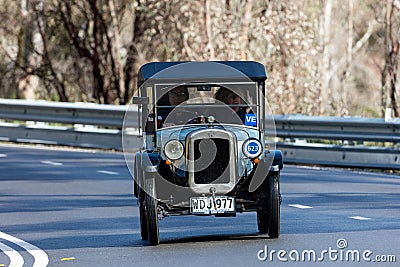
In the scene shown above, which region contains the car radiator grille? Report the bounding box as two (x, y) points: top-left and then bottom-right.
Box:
(193, 138), (230, 184)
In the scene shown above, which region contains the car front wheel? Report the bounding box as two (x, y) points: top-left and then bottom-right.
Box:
(268, 172), (281, 238)
(144, 175), (160, 245)
(257, 199), (269, 233)
(139, 188), (148, 240)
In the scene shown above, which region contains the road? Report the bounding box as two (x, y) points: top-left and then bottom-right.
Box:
(0, 144), (399, 266)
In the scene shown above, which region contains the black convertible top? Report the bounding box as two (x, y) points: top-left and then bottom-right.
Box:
(137, 61), (267, 86)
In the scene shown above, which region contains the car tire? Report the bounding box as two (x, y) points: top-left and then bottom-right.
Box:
(144, 176), (160, 246)
(136, 164), (148, 240)
(268, 172), (280, 238)
(133, 154), (142, 198)
(133, 162), (139, 198)
(139, 189), (148, 240)
(134, 181), (139, 198)
(257, 199), (269, 233)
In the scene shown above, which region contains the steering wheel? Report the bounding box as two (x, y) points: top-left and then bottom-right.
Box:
(164, 109), (200, 125)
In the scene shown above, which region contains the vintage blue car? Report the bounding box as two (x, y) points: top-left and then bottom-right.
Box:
(131, 61), (283, 245)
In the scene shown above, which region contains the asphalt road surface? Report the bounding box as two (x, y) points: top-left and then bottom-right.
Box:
(0, 144), (399, 267)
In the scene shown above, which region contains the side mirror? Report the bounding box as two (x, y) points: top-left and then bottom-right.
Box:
(132, 96), (149, 105)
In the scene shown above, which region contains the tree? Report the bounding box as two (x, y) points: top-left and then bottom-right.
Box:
(381, 0), (400, 117)
(0, 0), (397, 118)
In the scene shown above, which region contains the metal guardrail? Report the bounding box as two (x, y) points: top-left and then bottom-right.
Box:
(277, 143), (399, 169)
(274, 115), (400, 169)
(0, 98), (139, 149)
(274, 115), (400, 142)
(0, 98), (399, 169)
(0, 98), (136, 127)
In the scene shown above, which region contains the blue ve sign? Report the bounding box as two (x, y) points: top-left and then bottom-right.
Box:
(245, 114), (257, 127)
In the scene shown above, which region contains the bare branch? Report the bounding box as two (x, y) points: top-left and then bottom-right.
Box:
(328, 20), (376, 80)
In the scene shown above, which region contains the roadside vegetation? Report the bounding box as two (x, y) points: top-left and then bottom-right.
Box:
(0, 0), (399, 117)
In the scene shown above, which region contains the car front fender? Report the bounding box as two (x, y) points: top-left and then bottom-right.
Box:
(265, 150), (283, 172)
(248, 150), (283, 192)
(140, 152), (160, 173)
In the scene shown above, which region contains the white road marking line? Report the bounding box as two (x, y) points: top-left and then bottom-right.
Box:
(288, 204), (313, 209)
(0, 154), (7, 158)
(97, 170), (119, 175)
(41, 161), (63, 166)
(0, 232), (49, 267)
(0, 241), (24, 267)
(349, 216), (371, 221)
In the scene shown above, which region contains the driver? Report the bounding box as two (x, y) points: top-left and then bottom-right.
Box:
(158, 86), (196, 127)
(168, 86), (189, 106)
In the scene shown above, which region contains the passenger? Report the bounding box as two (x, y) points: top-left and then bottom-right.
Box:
(215, 87), (248, 123)
(215, 87), (241, 112)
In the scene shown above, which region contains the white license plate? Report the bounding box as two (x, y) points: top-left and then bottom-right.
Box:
(190, 196), (236, 215)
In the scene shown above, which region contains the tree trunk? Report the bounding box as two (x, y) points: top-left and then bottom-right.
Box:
(318, 0), (333, 115)
(124, 2), (145, 102)
(18, 0), (36, 100)
(338, 0), (353, 116)
(108, 0), (125, 104)
(321, 0), (332, 115)
(240, 0), (253, 60)
(89, 0), (105, 103)
(382, 0), (399, 117)
(388, 0), (399, 117)
(204, 0), (215, 59)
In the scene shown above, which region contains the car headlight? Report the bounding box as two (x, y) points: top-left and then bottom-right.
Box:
(164, 140), (184, 160)
(242, 139), (263, 159)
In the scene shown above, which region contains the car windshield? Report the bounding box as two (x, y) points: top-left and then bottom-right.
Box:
(154, 83), (259, 129)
